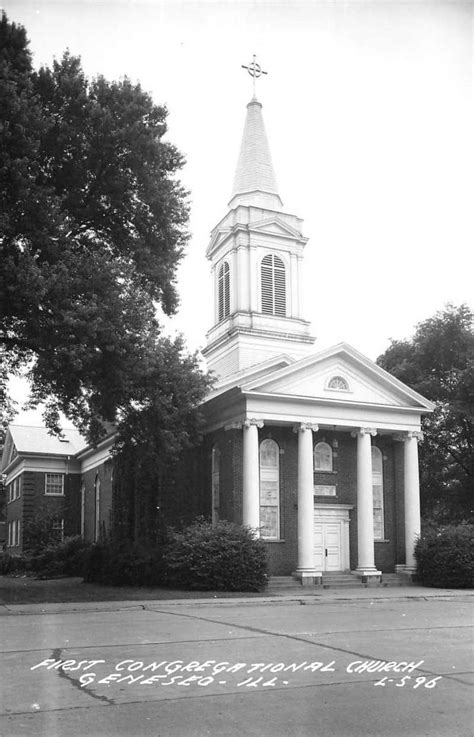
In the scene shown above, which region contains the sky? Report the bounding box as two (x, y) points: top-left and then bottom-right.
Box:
(4, 0), (473, 425)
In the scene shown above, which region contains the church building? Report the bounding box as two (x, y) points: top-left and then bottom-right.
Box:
(197, 80), (434, 583)
(2, 69), (434, 585)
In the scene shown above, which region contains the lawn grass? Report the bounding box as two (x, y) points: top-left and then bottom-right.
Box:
(0, 575), (266, 605)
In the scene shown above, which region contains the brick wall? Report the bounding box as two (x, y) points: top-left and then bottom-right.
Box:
(196, 426), (402, 576)
(7, 471), (81, 553)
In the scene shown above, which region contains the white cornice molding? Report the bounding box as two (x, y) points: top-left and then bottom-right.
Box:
(3, 458), (81, 484)
(241, 389), (431, 415)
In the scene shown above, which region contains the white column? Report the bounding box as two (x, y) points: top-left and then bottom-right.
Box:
(404, 432), (422, 570)
(353, 428), (380, 575)
(242, 419), (263, 533)
(295, 422), (320, 581)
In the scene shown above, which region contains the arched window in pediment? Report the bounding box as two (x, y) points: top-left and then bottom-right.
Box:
(327, 375), (349, 391)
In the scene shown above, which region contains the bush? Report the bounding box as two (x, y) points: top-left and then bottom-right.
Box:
(82, 541), (165, 587)
(162, 518), (268, 592)
(23, 515), (67, 555)
(0, 552), (29, 576)
(415, 524), (474, 589)
(30, 536), (91, 579)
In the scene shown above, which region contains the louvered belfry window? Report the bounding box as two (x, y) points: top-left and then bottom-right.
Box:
(218, 261), (230, 321)
(261, 254), (286, 316)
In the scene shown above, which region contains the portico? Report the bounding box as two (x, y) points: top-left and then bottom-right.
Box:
(203, 341), (432, 579)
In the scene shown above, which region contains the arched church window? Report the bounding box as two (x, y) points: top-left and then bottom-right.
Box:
(259, 439), (280, 539)
(211, 446), (221, 524)
(261, 254), (286, 316)
(94, 475), (101, 543)
(372, 446), (384, 540)
(218, 261), (230, 321)
(328, 376), (349, 391)
(314, 442), (333, 472)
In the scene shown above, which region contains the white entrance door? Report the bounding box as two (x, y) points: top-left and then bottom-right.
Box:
(313, 505), (353, 572)
(314, 522), (342, 571)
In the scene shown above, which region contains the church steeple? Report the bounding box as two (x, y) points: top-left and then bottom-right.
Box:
(203, 72), (315, 381)
(229, 97), (283, 211)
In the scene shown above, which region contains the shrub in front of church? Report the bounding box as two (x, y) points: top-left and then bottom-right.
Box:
(0, 537), (91, 578)
(415, 524), (474, 589)
(0, 552), (29, 575)
(30, 536), (92, 579)
(82, 541), (165, 587)
(161, 518), (269, 592)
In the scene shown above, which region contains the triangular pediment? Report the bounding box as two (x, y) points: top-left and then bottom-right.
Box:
(206, 226), (233, 257)
(241, 343), (434, 411)
(206, 214), (305, 259)
(249, 216), (305, 241)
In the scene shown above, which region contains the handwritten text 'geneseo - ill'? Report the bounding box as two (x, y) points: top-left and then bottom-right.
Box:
(30, 657), (443, 690)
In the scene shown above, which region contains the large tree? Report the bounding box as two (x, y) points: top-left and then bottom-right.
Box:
(1, 13), (201, 441)
(377, 304), (474, 523)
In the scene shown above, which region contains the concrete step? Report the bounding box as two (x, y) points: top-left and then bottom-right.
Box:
(321, 575), (362, 589)
(266, 573), (414, 591)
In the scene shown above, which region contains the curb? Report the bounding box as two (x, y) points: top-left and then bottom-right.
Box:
(1, 587), (473, 615)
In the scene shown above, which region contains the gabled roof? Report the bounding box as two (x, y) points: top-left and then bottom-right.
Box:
(206, 354), (296, 400)
(1, 425), (87, 471)
(240, 343), (435, 411)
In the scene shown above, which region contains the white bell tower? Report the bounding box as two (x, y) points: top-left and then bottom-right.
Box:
(202, 61), (315, 380)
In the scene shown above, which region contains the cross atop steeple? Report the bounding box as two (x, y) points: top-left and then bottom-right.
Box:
(241, 54), (268, 98)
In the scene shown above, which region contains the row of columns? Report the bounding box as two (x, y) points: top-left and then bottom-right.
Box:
(241, 419), (422, 577)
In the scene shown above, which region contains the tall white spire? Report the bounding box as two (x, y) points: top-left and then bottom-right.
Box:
(229, 97), (283, 211)
(203, 73), (315, 380)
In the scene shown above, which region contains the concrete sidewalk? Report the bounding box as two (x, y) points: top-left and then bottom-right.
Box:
(1, 584), (473, 616)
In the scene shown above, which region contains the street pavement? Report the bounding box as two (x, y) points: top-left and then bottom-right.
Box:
(0, 587), (473, 737)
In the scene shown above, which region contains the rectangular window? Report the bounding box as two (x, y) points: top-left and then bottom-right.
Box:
(8, 477), (21, 502)
(9, 519), (21, 547)
(51, 518), (65, 543)
(45, 473), (64, 495)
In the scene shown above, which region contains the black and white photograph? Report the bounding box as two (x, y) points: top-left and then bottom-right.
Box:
(1, 1), (473, 735)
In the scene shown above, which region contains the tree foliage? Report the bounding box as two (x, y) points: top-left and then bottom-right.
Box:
(111, 336), (211, 544)
(377, 304), (474, 522)
(415, 524), (474, 589)
(1, 13), (196, 441)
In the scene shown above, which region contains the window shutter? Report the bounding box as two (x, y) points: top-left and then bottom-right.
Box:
(218, 262), (230, 321)
(261, 254), (286, 316)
